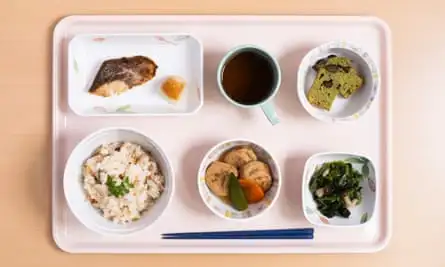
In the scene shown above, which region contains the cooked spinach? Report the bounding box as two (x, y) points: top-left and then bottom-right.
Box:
(309, 161), (364, 218)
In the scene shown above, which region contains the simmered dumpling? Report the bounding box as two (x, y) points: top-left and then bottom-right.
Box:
(240, 161), (272, 192)
(205, 161), (238, 197)
(222, 147), (257, 169)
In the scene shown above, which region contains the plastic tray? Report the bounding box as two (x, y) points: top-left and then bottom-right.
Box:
(52, 15), (392, 253)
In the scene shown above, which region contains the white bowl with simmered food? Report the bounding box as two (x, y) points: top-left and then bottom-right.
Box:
(297, 41), (380, 122)
(63, 127), (174, 235)
(197, 139), (281, 221)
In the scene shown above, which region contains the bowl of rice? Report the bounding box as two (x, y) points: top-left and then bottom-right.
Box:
(63, 127), (174, 235)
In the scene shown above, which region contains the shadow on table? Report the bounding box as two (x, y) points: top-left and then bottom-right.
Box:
(177, 139), (222, 216)
(276, 44), (317, 120)
(279, 153), (312, 221)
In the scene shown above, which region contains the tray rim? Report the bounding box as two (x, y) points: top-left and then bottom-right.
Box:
(52, 14), (393, 254)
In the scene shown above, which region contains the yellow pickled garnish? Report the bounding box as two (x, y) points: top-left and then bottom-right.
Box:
(161, 76), (186, 102)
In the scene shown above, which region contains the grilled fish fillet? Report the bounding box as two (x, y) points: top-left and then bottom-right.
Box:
(89, 56), (158, 97)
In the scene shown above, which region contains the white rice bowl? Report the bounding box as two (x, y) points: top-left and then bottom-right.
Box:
(83, 142), (165, 224)
(63, 127), (174, 235)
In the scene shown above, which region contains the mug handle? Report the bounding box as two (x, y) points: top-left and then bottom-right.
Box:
(261, 101), (280, 125)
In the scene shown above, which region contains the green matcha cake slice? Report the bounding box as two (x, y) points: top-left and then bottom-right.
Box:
(333, 69), (364, 98)
(307, 69), (338, 111)
(313, 55), (352, 72)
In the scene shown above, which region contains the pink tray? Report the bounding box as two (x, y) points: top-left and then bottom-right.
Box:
(52, 15), (392, 253)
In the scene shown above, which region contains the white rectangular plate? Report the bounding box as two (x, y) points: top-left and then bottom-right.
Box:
(68, 33), (203, 116)
(53, 15), (392, 254)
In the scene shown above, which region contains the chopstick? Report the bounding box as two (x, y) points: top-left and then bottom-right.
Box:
(162, 228), (314, 240)
(164, 228), (314, 236)
(163, 235), (313, 240)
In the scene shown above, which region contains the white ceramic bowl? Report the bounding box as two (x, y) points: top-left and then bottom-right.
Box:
(297, 41), (380, 122)
(197, 139), (281, 220)
(302, 152), (377, 227)
(63, 127), (174, 235)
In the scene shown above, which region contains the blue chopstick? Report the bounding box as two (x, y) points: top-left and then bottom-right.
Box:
(163, 234), (313, 240)
(162, 228), (314, 240)
(163, 228), (313, 236)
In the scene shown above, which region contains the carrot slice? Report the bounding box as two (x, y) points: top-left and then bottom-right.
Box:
(238, 179), (265, 204)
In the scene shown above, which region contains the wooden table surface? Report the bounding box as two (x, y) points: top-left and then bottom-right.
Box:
(1, 0), (443, 266)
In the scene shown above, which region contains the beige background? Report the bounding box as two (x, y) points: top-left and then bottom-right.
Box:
(0, 0), (442, 266)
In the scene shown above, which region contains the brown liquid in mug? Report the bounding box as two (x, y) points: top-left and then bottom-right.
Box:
(222, 51), (275, 105)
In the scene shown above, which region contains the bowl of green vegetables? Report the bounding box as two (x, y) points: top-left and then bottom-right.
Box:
(302, 152), (377, 227)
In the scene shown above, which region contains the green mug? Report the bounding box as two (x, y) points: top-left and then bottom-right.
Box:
(217, 45), (281, 125)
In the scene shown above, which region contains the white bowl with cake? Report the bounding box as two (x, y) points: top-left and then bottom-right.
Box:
(297, 41), (380, 122)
